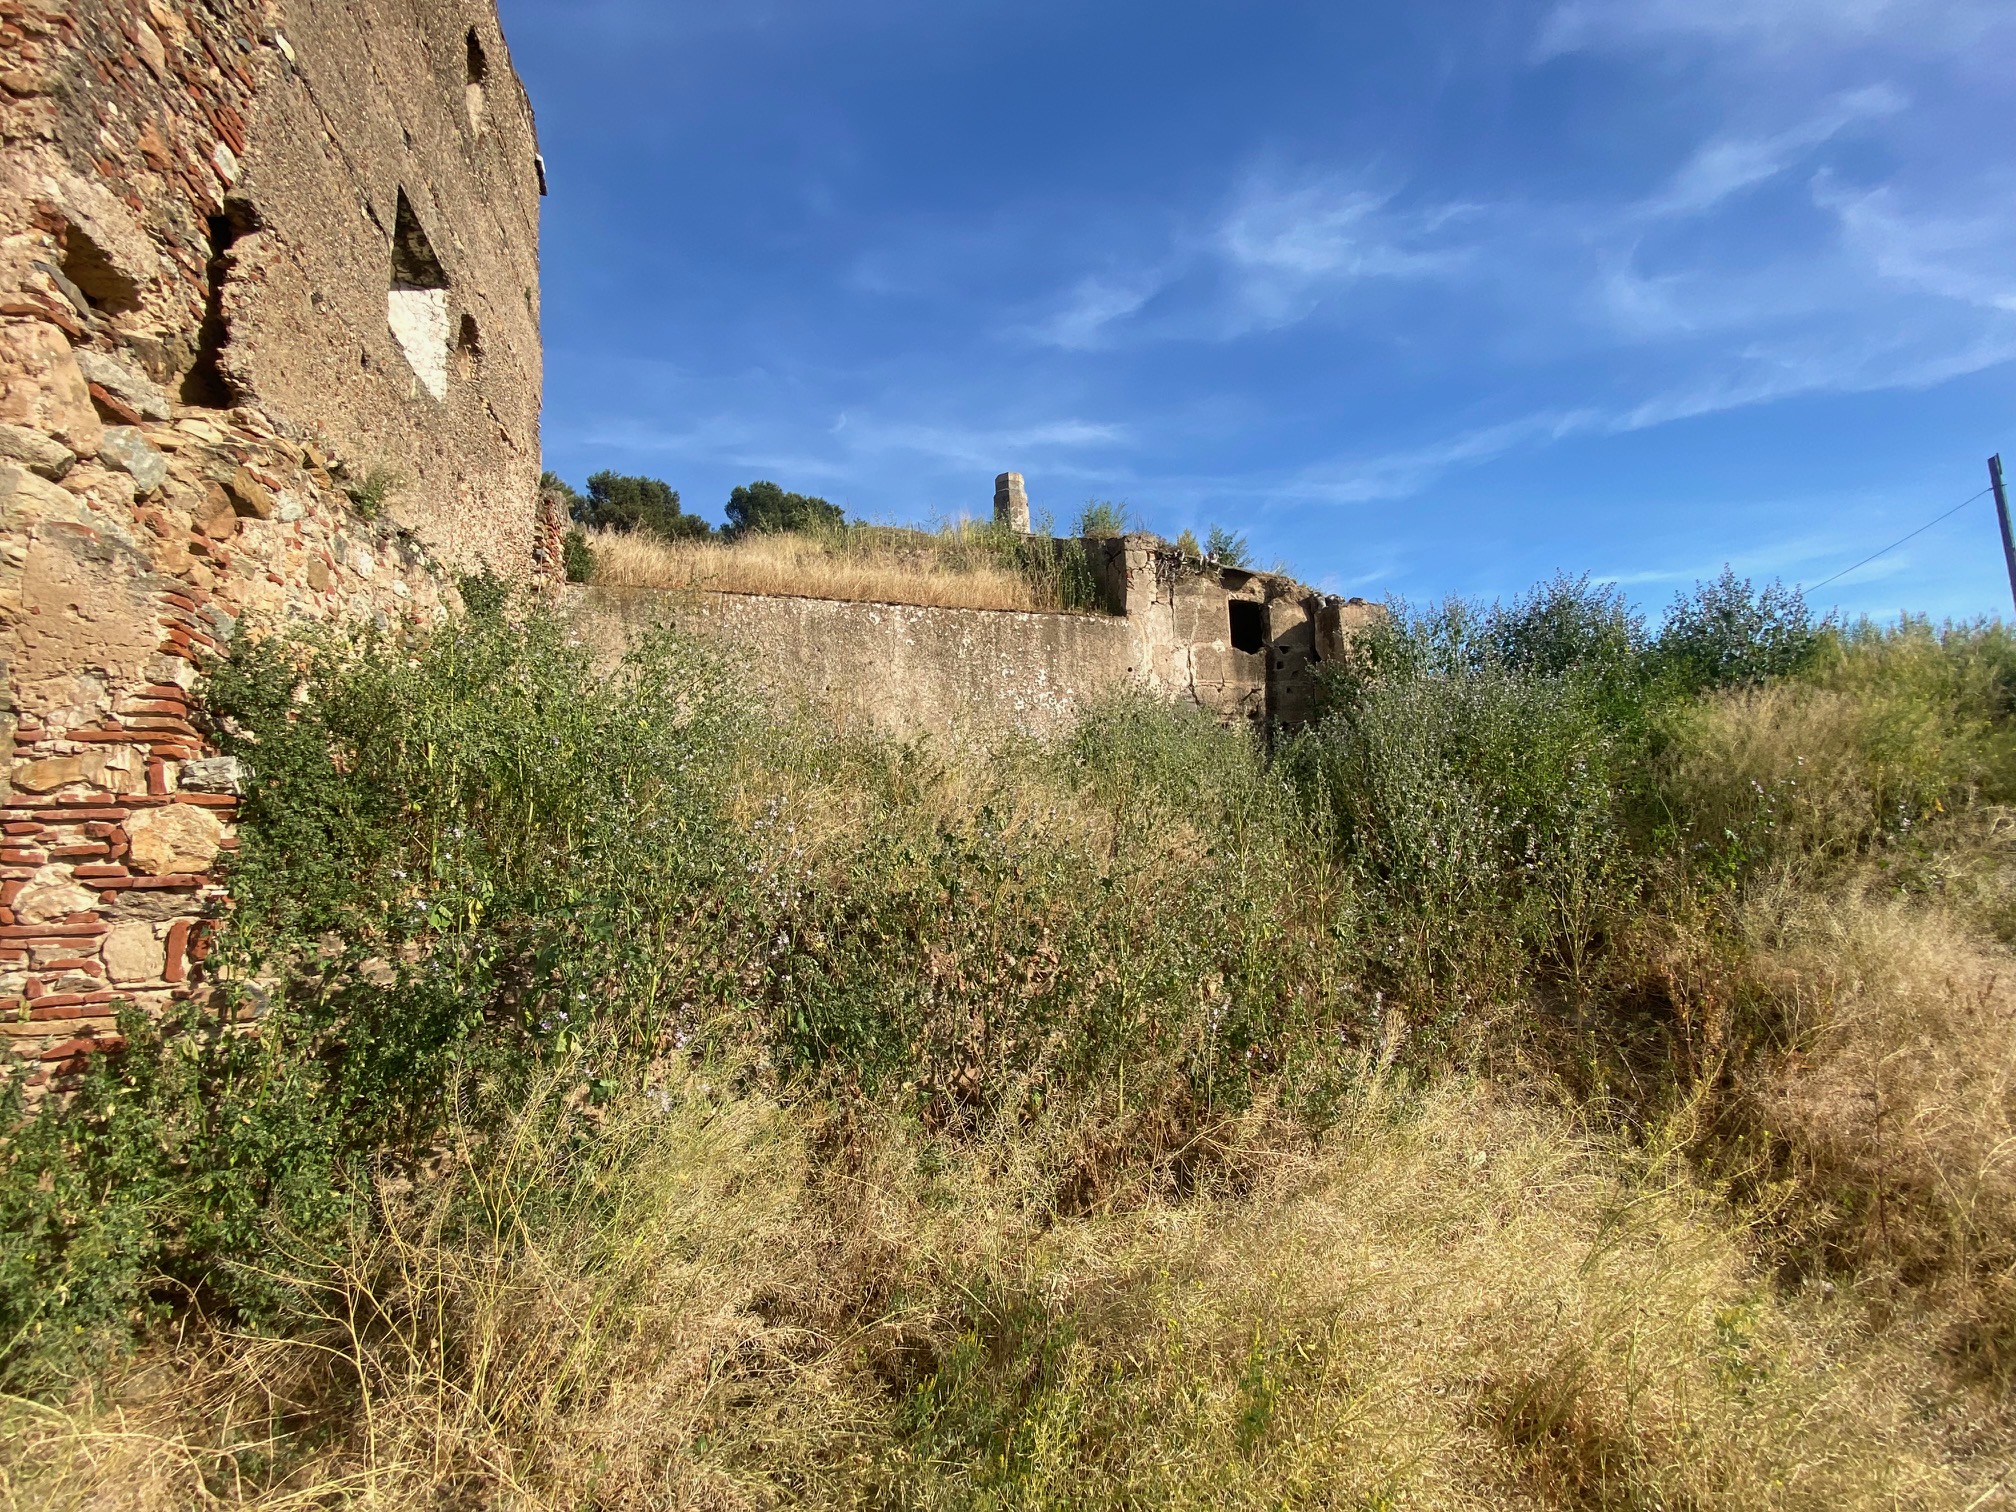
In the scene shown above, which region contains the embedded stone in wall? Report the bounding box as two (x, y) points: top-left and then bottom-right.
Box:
(0, 321), (101, 456)
(97, 429), (167, 495)
(126, 804), (224, 877)
(74, 351), (170, 422)
(103, 922), (166, 985)
(0, 424), (75, 481)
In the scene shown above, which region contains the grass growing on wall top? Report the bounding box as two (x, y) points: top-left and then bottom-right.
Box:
(2, 580), (2015, 1508)
(581, 516), (1107, 613)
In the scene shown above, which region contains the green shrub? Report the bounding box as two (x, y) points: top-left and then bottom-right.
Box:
(1285, 590), (1636, 1005)
(1652, 567), (1827, 694)
(562, 525), (595, 583)
(342, 463), (400, 520)
(0, 606), (754, 1387)
(575, 470), (715, 540)
(1655, 617), (2016, 881)
(1074, 501), (1129, 538)
(1205, 525), (1252, 568)
(725, 479), (845, 539)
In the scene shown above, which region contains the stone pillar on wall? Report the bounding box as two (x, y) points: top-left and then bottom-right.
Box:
(994, 472), (1030, 533)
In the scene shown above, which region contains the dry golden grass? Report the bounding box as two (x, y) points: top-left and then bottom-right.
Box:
(4, 1071), (2005, 1511)
(583, 525), (1051, 612)
(1736, 882), (2016, 1377)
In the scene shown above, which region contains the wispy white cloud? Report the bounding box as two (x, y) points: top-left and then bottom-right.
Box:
(1215, 176), (1477, 329)
(1282, 411), (1602, 504)
(1021, 276), (1163, 350)
(1820, 177), (2016, 314)
(1640, 85), (1905, 217)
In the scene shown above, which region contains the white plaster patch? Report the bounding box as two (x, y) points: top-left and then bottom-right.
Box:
(387, 287), (450, 400)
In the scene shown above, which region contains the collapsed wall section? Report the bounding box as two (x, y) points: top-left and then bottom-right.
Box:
(0, 0), (543, 1094)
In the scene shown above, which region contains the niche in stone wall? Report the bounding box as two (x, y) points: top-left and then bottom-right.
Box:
(388, 190), (450, 401)
(181, 198), (262, 406)
(1229, 599), (1268, 655)
(465, 29), (489, 136)
(454, 312), (482, 379)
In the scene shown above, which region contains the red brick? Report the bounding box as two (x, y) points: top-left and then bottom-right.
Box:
(163, 919), (193, 984)
(28, 992), (118, 1010)
(87, 382), (144, 426)
(41, 1035), (124, 1061)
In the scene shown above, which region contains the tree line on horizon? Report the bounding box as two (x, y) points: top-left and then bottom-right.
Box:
(543, 470), (844, 542)
(541, 469), (1260, 571)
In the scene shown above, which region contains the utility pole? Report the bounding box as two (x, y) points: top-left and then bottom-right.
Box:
(1994, 455), (2016, 618)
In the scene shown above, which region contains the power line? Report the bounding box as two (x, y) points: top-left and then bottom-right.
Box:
(1803, 487), (1994, 594)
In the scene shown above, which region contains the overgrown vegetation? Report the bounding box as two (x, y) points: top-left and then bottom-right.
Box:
(3, 570), (2014, 1509)
(581, 515), (1107, 613)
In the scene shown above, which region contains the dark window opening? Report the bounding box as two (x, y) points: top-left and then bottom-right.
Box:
(1229, 599), (1267, 655)
(454, 312), (481, 376)
(391, 190), (448, 291)
(181, 199), (260, 407)
(465, 29), (489, 134)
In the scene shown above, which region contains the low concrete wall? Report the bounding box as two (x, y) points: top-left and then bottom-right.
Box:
(565, 586), (1177, 740)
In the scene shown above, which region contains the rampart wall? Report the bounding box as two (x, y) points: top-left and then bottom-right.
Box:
(566, 539), (1380, 742)
(0, 0), (542, 1092)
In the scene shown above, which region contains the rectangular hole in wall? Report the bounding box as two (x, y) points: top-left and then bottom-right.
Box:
(466, 28), (489, 135)
(1229, 599), (1267, 655)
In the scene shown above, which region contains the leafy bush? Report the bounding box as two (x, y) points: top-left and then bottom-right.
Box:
(1073, 501), (1129, 538)
(0, 607), (752, 1386)
(342, 463), (400, 520)
(1285, 605), (1630, 1004)
(1206, 525), (1252, 569)
(1656, 617), (2016, 880)
(1652, 567), (1828, 693)
(562, 525), (595, 583)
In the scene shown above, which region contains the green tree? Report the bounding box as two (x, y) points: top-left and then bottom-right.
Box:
(724, 480), (845, 539)
(572, 471), (714, 541)
(1206, 526), (1252, 568)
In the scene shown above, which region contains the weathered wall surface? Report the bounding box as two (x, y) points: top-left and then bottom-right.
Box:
(566, 562), (1380, 743)
(568, 586), (1162, 742)
(0, 0), (542, 1092)
(1, 0), (542, 569)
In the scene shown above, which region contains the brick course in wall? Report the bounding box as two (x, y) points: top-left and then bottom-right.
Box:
(0, 0), (543, 1095)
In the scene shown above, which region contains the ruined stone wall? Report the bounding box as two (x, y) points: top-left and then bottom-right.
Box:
(566, 557), (1378, 744)
(568, 586), (1160, 743)
(0, 0), (541, 1092)
(1086, 534), (1379, 732)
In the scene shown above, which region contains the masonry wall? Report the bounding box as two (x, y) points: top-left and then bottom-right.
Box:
(0, 0), (542, 1092)
(566, 565), (1380, 744)
(568, 586), (1160, 742)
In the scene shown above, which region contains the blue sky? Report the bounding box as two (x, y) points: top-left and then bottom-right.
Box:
(500, 0), (2016, 621)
